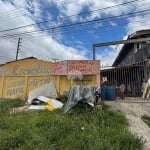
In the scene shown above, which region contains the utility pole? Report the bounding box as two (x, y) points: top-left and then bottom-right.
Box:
(16, 37), (22, 61)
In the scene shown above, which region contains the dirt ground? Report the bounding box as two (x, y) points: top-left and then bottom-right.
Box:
(104, 101), (150, 150)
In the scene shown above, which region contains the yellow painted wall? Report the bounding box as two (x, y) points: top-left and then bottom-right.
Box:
(3, 76), (26, 99)
(0, 58), (51, 76)
(0, 58), (99, 99)
(71, 75), (96, 86)
(26, 76), (51, 97)
(0, 58), (52, 99)
(0, 76), (3, 97)
(59, 76), (71, 94)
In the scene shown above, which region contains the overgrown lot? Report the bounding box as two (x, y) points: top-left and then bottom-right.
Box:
(0, 99), (143, 150)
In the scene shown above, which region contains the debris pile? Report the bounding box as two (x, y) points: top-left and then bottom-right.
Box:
(28, 96), (63, 111)
(11, 83), (103, 114)
(10, 82), (63, 114)
(64, 85), (97, 112)
(27, 82), (63, 111)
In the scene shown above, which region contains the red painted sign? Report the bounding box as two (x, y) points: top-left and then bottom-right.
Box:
(51, 61), (67, 75)
(68, 60), (100, 74)
(51, 60), (100, 76)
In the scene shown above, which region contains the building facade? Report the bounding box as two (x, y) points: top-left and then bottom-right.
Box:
(113, 29), (150, 66)
(0, 58), (100, 99)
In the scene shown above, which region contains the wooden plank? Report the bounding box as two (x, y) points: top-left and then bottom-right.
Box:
(142, 83), (148, 99)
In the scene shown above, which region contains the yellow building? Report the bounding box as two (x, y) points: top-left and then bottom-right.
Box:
(0, 57), (51, 99)
(0, 57), (100, 99)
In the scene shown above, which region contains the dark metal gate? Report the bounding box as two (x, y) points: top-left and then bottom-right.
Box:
(101, 61), (150, 102)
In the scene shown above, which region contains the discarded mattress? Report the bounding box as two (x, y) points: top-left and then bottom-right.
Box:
(28, 82), (58, 104)
(28, 96), (63, 111)
(64, 85), (96, 112)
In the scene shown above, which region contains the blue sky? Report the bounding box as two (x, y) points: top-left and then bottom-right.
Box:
(0, 0), (150, 66)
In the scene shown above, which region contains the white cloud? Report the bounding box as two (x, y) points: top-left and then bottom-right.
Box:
(17, 33), (87, 61)
(0, 0), (88, 64)
(0, 0), (150, 66)
(126, 15), (150, 35)
(109, 21), (117, 27)
(96, 46), (120, 66)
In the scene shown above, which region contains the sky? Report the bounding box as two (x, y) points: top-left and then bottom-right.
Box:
(0, 0), (150, 66)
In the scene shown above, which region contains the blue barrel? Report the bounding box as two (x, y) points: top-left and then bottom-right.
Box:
(105, 86), (116, 100)
(101, 86), (107, 100)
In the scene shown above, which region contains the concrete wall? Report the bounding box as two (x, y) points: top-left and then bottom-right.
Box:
(0, 58), (100, 99)
(0, 58), (51, 76)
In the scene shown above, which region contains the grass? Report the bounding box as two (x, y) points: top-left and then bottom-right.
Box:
(142, 115), (150, 128)
(0, 98), (143, 150)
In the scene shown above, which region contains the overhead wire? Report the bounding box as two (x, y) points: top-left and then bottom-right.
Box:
(0, 6), (27, 21)
(0, 0), (149, 63)
(0, 1), (149, 39)
(22, 44), (45, 55)
(19, 20), (150, 60)
(22, 20), (150, 42)
(0, 0), (143, 33)
(0, 7), (24, 15)
(1, 13), (149, 41)
(39, 0), (78, 5)
(0, 55), (15, 59)
(22, 43), (57, 61)
(1, 20), (149, 63)
(21, 44), (52, 60)
(19, 17), (150, 39)
(0, 8), (149, 38)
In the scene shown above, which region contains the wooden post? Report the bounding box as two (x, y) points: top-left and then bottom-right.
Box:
(1, 76), (5, 98)
(24, 76), (29, 100)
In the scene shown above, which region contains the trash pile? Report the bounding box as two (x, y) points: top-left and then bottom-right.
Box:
(28, 96), (63, 111)
(27, 82), (63, 111)
(11, 83), (102, 114)
(27, 82), (58, 104)
(64, 85), (97, 112)
(10, 82), (63, 114)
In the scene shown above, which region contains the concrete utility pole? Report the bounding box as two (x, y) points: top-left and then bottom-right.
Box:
(16, 37), (22, 61)
(93, 37), (150, 60)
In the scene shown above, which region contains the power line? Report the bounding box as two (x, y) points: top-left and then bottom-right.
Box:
(21, 44), (44, 56)
(0, 12), (27, 22)
(0, 55), (15, 59)
(23, 17), (150, 39)
(14, 24), (150, 60)
(0, 15), (149, 40)
(0, 7), (26, 21)
(0, 7), (23, 15)
(1, 23), (149, 63)
(41, 0), (77, 5)
(0, 8), (149, 38)
(22, 41), (46, 54)
(0, 0), (143, 33)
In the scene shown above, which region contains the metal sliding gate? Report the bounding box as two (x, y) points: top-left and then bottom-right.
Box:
(101, 62), (150, 102)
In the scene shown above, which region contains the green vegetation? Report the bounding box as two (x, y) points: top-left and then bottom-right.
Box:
(142, 115), (150, 128)
(0, 99), (143, 150)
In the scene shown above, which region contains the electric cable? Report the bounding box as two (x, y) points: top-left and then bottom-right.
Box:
(0, 0), (143, 33)
(0, 8), (149, 38)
